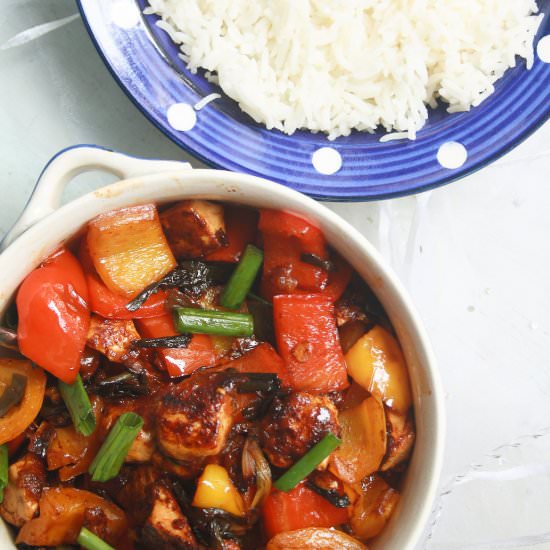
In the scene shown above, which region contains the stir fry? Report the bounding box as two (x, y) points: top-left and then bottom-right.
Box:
(0, 201), (415, 549)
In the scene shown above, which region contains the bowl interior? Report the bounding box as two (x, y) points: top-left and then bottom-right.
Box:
(0, 170), (444, 548)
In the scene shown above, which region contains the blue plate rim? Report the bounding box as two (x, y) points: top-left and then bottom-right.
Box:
(76, 0), (550, 202)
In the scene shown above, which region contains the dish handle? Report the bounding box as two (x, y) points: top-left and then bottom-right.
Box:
(1, 145), (191, 251)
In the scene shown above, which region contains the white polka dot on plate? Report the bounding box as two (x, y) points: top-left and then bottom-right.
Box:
(537, 35), (550, 63)
(437, 141), (467, 169)
(312, 147), (342, 175)
(167, 103), (197, 132)
(110, 0), (141, 29)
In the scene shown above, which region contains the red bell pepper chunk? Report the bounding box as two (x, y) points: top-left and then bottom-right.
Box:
(273, 294), (349, 393)
(86, 272), (168, 320)
(259, 210), (329, 300)
(136, 314), (216, 377)
(262, 483), (349, 539)
(205, 206), (259, 263)
(259, 209), (326, 257)
(16, 248), (90, 384)
(323, 255), (353, 302)
(221, 343), (291, 387)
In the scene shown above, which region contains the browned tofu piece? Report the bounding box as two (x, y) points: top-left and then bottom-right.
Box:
(157, 372), (234, 462)
(381, 408), (415, 471)
(102, 401), (155, 463)
(87, 315), (140, 363)
(160, 200), (226, 259)
(0, 454), (46, 527)
(115, 465), (160, 525)
(260, 392), (340, 469)
(140, 484), (199, 549)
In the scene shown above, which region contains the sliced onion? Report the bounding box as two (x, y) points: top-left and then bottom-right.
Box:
(242, 437), (272, 509)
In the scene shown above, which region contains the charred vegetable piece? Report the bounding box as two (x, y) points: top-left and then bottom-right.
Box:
(273, 294), (349, 393)
(262, 482), (349, 539)
(345, 326), (412, 413)
(89, 412), (144, 482)
(58, 374), (96, 437)
(206, 205), (259, 262)
(137, 314), (215, 377)
(90, 372), (148, 399)
(222, 343), (289, 384)
(330, 396), (387, 484)
(87, 204), (177, 298)
(307, 471), (351, 508)
(0, 374), (27, 417)
(174, 308), (254, 337)
(350, 475), (399, 540)
(247, 296), (275, 344)
(0, 327), (18, 352)
(16, 248), (90, 384)
(0, 445), (7, 503)
(133, 334), (192, 349)
(0, 359), (46, 446)
(274, 434), (341, 492)
(266, 528), (367, 550)
(77, 527), (114, 550)
(192, 464), (245, 517)
(126, 260), (231, 312)
(160, 199), (226, 259)
(301, 253), (335, 272)
(221, 245), (264, 309)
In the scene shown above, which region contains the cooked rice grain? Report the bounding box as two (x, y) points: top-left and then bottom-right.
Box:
(146, 0), (542, 139)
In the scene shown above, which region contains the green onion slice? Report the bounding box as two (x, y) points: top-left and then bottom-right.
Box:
(77, 527), (115, 550)
(58, 374), (96, 437)
(274, 433), (342, 492)
(0, 374), (27, 417)
(220, 245), (264, 309)
(0, 444), (8, 504)
(174, 308), (254, 337)
(89, 412), (144, 482)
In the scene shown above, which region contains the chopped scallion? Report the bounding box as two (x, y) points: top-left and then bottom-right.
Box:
(174, 308), (254, 337)
(274, 433), (341, 492)
(77, 527), (114, 550)
(221, 245), (264, 309)
(0, 444), (8, 504)
(89, 412), (143, 482)
(58, 374), (96, 436)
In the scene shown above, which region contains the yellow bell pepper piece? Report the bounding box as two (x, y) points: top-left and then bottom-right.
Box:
(344, 326), (412, 413)
(192, 464), (245, 517)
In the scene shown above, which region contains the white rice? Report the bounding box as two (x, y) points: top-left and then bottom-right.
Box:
(145, 0), (542, 140)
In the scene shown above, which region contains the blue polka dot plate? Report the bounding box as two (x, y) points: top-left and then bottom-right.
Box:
(77, 0), (550, 201)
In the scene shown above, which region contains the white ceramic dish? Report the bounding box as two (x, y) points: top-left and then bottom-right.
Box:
(0, 145), (444, 550)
